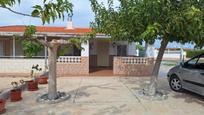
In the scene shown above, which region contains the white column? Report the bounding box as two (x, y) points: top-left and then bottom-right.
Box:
(145, 43), (155, 58)
(128, 42), (136, 56)
(44, 36), (48, 72)
(81, 41), (89, 57)
(180, 48), (184, 62)
(12, 38), (15, 58)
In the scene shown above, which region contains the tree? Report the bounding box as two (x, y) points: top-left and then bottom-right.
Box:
(0, 0), (74, 100)
(90, 0), (204, 96)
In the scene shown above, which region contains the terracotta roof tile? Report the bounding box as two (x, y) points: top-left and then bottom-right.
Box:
(0, 25), (92, 33)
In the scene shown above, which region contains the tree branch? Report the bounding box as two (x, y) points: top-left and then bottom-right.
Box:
(35, 39), (51, 48)
(0, 6), (39, 18)
(50, 39), (71, 46)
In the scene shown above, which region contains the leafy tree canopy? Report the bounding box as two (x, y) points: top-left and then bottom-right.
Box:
(0, 0), (73, 24)
(90, 0), (204, 48)
(21, 40), (44, 58)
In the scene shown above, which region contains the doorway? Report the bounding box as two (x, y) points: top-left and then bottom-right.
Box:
(97, 40), (109, 67)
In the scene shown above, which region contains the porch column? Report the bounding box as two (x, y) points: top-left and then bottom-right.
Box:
(128, 42), (136, 56)
(44, 36), (48, 72)
(80, 41), (89, 75)
(81, 41), (89, 57)
(145, 43), (155, 58)
(12, 38), (16, 58)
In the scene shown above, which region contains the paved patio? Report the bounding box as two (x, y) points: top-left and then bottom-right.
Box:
(0, 77), (204, 115)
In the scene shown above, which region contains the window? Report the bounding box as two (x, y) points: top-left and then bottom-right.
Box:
(188, 58), (198, 65)
(117, 45), (127, 56)
(73, 45), (81, 56)
(196, 55), (204, 70)
(184, 54), (204, 70)
(59, 45), (81, 56)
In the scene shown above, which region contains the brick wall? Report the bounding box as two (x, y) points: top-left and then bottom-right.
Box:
(57, 57), (89, 76)
(113, 57), (154, 76)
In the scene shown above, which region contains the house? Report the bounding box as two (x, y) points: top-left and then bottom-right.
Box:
(0, 21), (154, 77)
(154, 48), (188, 60)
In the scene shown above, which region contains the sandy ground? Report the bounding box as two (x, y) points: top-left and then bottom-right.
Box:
(0, 76), (203, 115)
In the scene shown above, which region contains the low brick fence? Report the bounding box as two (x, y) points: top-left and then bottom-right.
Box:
(113, 57), (154, 76)
(0, 56), (89, 77)
(57, 56), (89, 76)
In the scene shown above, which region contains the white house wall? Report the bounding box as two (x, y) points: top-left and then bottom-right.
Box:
(90, 40), (136, 56)
(81, 42), (89, 57)
(0, 58), (45, 73)
(109, 42), (117, 55)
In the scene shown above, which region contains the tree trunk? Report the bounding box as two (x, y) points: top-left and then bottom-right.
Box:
(148, 38), (168, 96)
(48, 46), (58, 99)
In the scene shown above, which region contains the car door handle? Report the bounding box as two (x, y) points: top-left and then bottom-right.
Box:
(200, 73), (204, 76)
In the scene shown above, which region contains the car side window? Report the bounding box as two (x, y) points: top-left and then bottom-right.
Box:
(196, 55), (204, 70)
(188, 58), (198, 65)
(184, 57), (199, 69)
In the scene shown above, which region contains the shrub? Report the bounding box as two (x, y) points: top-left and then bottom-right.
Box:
(186, 50), (204, 58)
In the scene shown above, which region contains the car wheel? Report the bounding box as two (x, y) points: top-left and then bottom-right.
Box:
(169, 75), (182, 92)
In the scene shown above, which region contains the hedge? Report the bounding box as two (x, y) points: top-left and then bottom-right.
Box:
(186, 50), (204, 58)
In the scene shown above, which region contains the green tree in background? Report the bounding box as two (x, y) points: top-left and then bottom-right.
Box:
(90, 0), (204, 96)
(21, 40), (43, 58)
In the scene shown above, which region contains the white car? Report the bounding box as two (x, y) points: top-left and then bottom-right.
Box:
(167, 53), (204, 96)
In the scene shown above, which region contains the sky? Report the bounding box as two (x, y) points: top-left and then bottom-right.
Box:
(0, 0), (195, 49)
(0, 0), (99, 27)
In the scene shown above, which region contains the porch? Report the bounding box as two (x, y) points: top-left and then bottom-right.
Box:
(0, 38), (154, 77)
(0, 56), (154, 77)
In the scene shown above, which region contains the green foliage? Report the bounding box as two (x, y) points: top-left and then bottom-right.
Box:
(0, 0), (20, 7)
(58, 47), (70, 56)
(136, 44), (144, 51)
(32, 0), (73, 24)
(21, 25), (43, 57)
(21, 40), (43, 58)
(90, 0), (204, 46)
(0, 0), (73, 24)
(186, 50), (204, 58)
(24, 25), (36, 37)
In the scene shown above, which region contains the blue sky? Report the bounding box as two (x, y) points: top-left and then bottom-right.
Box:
(0, 0), (99, 27)
(0, 0), (195, 49)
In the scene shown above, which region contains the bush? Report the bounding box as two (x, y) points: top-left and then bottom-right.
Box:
(186, 50), (204, 58)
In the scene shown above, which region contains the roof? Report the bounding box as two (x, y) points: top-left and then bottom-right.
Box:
(155, 48), (192, 51)
(0, 25), (92, 34)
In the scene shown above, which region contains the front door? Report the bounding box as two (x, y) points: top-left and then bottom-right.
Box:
(97, 40), (109, 67)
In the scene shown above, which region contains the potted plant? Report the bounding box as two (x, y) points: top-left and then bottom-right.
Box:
(27, 64), (41, 91)
(19, 80), (27, 90)
(0, 99), (6, 114)
(38, 74), (48, 84)
(10, 82), (22, 102)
